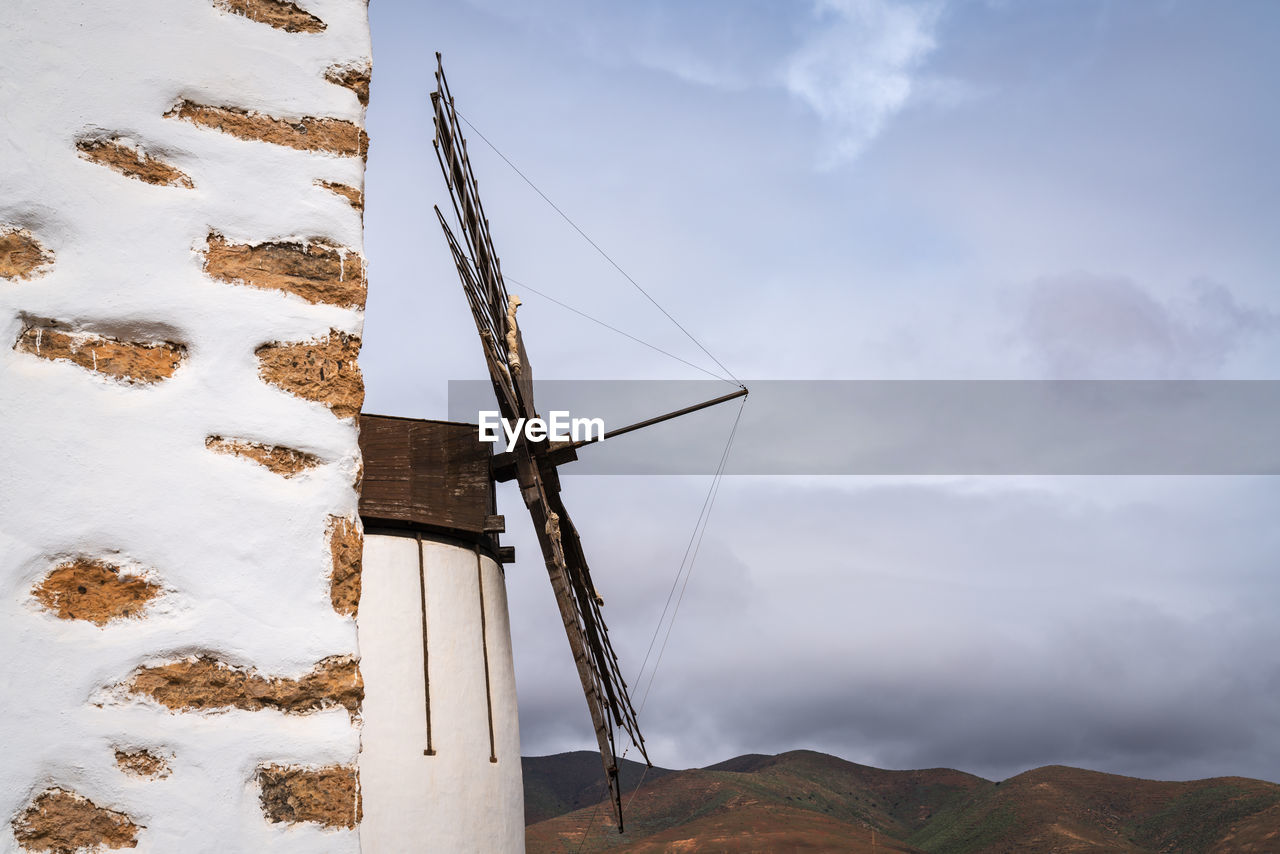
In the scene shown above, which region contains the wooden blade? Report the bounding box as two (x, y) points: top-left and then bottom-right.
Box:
(517, 448), (648, 831)
(431, 65), (507, 343)
(429, 53), (646, 830)
(546, 487), (646, 753)
(434, 206), (521, 421)
(507, 312), (536, 425)
(430, 54), (536, 421)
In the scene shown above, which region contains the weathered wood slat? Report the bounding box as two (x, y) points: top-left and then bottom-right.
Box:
(357, 414), (496, 541)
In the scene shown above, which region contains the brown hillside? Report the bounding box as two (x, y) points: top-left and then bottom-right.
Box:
(526, 750), (983, 852)
(910, 765), (1280, 853)
(525, 751), (1280, 853)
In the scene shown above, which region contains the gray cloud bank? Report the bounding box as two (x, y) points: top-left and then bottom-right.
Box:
(508, 475), (1280, 783)
(1022, 274), (1280, 380)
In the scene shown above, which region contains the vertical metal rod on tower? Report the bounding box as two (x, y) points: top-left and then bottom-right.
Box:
(476, 545), (498, 763)
(418, 533), (436, 756)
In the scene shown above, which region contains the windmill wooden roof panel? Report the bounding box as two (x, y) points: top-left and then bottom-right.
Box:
(357, 414), (496, 540)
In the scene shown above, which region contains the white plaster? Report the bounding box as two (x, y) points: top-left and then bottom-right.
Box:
(0, 0), (370, 849)
(358, 534), (525, 854)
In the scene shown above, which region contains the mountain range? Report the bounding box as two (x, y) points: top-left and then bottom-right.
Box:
(523, 750), (1280, 852)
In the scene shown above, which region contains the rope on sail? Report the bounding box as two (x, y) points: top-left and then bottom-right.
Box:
(572, 393), (747, 854)
(504, 274), (735, 385)
(636, 393), (746, 714)
(454, 110), (745, 389)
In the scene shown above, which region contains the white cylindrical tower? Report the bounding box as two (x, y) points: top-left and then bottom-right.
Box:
(355, 415), (525, 853)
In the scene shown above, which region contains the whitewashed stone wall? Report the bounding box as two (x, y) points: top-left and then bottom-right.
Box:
(0, 0), (371, 850)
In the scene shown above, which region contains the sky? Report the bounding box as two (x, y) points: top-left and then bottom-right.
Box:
(361, 0), (1280, 783)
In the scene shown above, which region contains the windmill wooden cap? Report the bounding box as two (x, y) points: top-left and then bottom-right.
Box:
(357, 413), (507, 559)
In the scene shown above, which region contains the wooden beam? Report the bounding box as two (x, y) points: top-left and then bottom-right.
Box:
(569, 387), (748, 449)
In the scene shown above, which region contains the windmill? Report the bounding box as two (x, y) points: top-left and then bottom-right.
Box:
(429, 55), (746, 831)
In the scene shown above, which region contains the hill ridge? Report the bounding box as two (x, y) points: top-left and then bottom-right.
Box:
(524, 750), (1280, 853)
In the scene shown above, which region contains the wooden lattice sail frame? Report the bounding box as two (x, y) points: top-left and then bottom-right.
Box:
(430, 53), (649, 832)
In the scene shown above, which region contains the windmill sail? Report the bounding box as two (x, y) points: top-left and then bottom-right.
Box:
(430, 54), (648, 831)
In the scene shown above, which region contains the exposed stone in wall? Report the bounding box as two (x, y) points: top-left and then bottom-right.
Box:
(1, 228), (54, 281)
(11, 788), (140, 853)
(257, 764), (360, 829)
(76, 137), (194, 189)
(255, 330), (363, 419)
(15, 324), (185, 384)
(166, 101), (368, 159)
(316, 180), (364, 211)
(204, 232), (366, 309)
(324, 63), (370, 107)
(327, 516), (361, 617)
(32, 559), (161, 626)
(122, 654), (362, 717)
(114, 748), (171, 780)
(213, 0), (326, 32)
(205, 435), (322, 478)
(4, 0), (371, 846)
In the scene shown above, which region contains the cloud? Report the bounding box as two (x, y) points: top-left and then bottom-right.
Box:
(508, 475), (1280, 782)
(1021, 273), (1280, 379)
(706, 601), (1280, 782)
(459, 0), (946, 166)
(458, 0), (782, 90)
(784, 0), (943, 165)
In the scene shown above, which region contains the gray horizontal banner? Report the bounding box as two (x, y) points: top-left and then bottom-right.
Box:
(446, 380), (1280, 475)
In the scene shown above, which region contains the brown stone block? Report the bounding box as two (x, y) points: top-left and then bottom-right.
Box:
(213, 0), (326, 32)
(11, 788), (140, 853)
(256, 330), (363, 419)
(165, 100), (367, 159)
(257, 764), (360, 829)
(114, 749), (171, 780)
(205, 435), (322, 477)
(33, 559), (161, 626)
(76, 137), (194, 188)
(316, 180), (364, 211)
(0, 228), (54, 281)
(327, 516), (362, 617)
(14, 324), (185, 385)
(122, 654), (362, 718)
(204, 232), (365, 309)
(324, 62), (370, 107)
